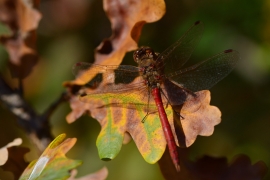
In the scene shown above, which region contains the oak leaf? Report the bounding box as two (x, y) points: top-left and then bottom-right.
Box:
(0, 0), (42, 79)
(66, 72), (221, 164)
(178, 90), (221, 147)
(64, 0), (167, 164)
(95, 0), (165, 64)
(19, 134), (82, 180)
(65, 0), (221, 167)
(159, 148), (268, 180)
(67, 0), (165, 86)
(0, 138), (29, 180)
(0, 138), (22, 166)
(1, 146), (29, 180)
(67, 77), (172, 164)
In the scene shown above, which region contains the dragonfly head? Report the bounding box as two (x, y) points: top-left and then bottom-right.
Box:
(133, 47), (158, 66)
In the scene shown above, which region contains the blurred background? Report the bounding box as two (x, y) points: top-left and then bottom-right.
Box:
(0, 0), (270, 179)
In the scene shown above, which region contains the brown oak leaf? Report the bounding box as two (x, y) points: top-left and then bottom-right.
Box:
(19, 134), (82, 180)
(66, 0), (166, 86)
(159, 148), (268, 180)
(64, 0), (221, 166)
(66, 70), (221, 164)
(0, 0), (42, 79)
(177, 90), (221, 147)
(96, 0), (166, 64)
(0, 138), (29, 180)
(0, 138), (23, 166)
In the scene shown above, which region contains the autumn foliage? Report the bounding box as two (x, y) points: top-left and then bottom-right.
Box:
(0, 0), (268, 179)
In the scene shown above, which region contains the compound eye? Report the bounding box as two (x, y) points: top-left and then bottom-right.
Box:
(146, 49), (153, 57)
(144, 48), (156, 60)
(146, 49), (152, 54)
(133, 50), (140, 62)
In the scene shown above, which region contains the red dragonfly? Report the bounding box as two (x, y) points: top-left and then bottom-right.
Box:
(73, 21), (239, 171)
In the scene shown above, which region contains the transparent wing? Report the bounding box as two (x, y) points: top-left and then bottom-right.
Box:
(156, 21), (204, 74)
(162, 78), (190, 106)
(166, 49), (239, 92)
(79, 85), (169, 113)
(72, 62), (141, 92)
(73, 62), (169, 113)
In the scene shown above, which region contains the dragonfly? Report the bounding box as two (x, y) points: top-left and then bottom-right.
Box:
(73, 21), (239, 171)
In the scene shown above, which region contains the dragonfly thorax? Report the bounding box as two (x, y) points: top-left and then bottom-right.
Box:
(133, 47), (162, 88)
(142, 66), (162, 88)
(133, 47), (163, 88)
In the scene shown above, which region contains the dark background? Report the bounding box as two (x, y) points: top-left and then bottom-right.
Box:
(0, 0), (269, 179)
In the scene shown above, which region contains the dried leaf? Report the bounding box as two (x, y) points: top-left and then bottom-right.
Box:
(19, 134), (82, 180)
(226, 155), (268, 180)
(1, 146), (30, 180)
(96, 0), (165, 64)
(0, 138), (22, 165)
(68, 167), (108, 180)
(0, 0), (42, 79)
(66, 0), (165, 86)
(67, 86), (171, 164)
(179, 90), (221, 147)
(66, 71), (221, 165)
(65, 0), (220, 168)
(0, 138), (29, 179)
(159, 150), (268, 180)
(193, 155), (267, 180)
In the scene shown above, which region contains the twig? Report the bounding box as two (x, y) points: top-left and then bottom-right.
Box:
(18, 78), (24, 96)
(0, 75), (68, 153)
(41, 92), (69, 123)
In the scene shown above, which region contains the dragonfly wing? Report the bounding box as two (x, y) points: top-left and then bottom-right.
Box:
(166, 49), (239, 92)
(79, 85), (159, 113)
(73, 62), (140, 92)
(161, 78), (190, 106)
(157, 21), (204, 74)
(73, 62), (168, 114)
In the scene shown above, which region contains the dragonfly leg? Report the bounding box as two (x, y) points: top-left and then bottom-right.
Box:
(142, 113), (149, 123)
(142, 89), (152, 123)
(141, 111), (158, 123)
(175, 111), (185, 120)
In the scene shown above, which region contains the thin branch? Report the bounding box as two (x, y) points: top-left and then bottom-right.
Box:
(0, 75), (68, 153)
(18, 78), (24, 96)
(41, 92), (69, 123)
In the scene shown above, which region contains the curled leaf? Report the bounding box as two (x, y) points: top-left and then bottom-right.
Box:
(1, 146), (29, 180)
(159, 150), (268, 180)
(226, 155), (268, 180)
(0, 0), (42, 78)
(65, 0), (166, 86)
(178, 90), (221, 147)
(185, 155), (268, 179)
(19, 134), (82, 180)
(0, 138), (29, 180)
(96, 0), (165, 64)
(0, 138), (22, 165)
